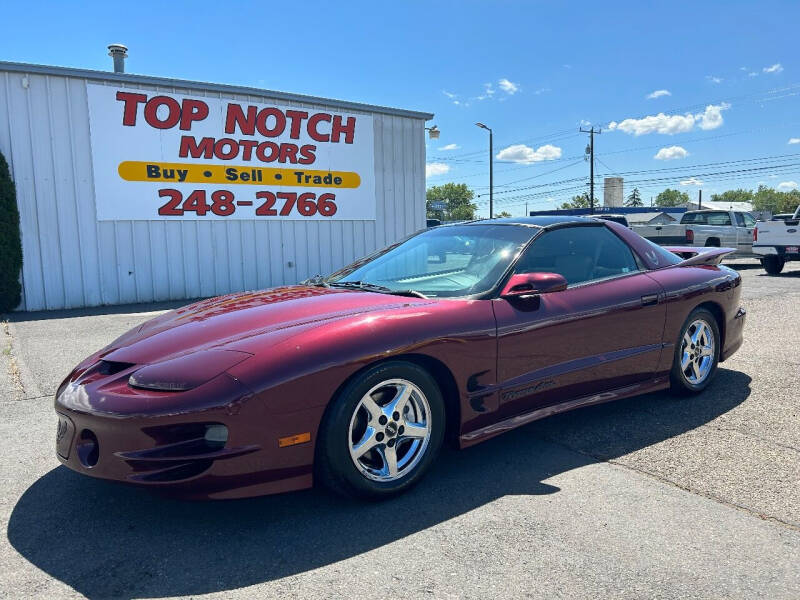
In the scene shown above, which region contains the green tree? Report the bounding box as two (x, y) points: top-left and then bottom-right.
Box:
(625, 187), (643, 207)
(655, 188), (690, 207)
(426, 183), (477, 221)
(0, 151), (22, 313)
(496, 210), (512, 218)
(710, 188), (755, 205)
(559, 193), (590, 209)
(752, 185), (800, 214)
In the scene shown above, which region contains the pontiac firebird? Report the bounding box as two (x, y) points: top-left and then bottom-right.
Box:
(54, 216), (745, 499)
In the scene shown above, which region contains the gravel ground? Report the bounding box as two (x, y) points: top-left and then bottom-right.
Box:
(1, 259), (798, 599)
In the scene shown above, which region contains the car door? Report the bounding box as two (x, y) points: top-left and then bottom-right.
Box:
(492, 223), (667, 419)
(735, 212), (756, 254)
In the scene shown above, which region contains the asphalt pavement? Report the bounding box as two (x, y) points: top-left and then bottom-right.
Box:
(1, 259), (798, 599)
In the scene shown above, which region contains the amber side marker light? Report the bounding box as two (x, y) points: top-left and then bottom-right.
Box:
(278, 432), (311, 448)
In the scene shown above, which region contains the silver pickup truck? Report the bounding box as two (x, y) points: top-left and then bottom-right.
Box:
(753, 206), (800, 274)
(630, 209), (758, 257)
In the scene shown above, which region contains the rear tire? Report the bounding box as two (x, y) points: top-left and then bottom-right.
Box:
(316, 361), (445, 500)
(670, 308), (720, 395)
(705, 238), (720, 247)
(762, 255), (785, 275)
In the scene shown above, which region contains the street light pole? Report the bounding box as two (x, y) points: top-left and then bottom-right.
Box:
(476, 122), (493, 218)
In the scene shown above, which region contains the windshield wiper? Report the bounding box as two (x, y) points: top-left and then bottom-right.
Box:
(329, 281), (428, 299)
(301, 274), (329, 288)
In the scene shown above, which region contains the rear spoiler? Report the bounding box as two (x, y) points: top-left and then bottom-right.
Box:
(663, 246), (736, 266)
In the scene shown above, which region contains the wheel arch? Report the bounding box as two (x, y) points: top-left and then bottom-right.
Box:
(694, 300), (726, 354)
(704, 237), (721, 247)
(315, 352), (462, 460)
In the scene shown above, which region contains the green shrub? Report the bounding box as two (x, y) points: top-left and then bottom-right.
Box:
(0, 151), (22, 312)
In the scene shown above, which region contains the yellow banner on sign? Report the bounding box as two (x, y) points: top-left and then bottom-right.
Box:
(117, 161), (361, 188)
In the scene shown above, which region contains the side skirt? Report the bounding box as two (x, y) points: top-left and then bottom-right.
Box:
(458, 376), (671, 449)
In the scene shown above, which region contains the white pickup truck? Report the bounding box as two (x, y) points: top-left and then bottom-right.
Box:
(630, 209), (758, 257)
(753, 206), (800, 274)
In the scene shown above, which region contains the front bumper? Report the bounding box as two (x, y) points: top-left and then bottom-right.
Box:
(54, 370), (321, 499)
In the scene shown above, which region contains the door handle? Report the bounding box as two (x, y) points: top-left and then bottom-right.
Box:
(641, 294), (659, 306)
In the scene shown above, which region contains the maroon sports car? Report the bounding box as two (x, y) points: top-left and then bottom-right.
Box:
(54, 216), (745, 499)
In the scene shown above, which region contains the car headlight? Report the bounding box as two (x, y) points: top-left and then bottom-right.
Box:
(128, 349), (252, 392)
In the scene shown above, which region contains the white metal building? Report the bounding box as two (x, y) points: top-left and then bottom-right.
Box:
(0, 60), (432, 311)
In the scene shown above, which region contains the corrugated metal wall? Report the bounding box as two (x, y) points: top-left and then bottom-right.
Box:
(0, 69), (426, 311)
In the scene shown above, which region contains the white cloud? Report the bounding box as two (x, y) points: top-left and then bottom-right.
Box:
(498, 78), (519, 94)
(609, 113), (695, 135)
(706, 75), (723, 84)
(777, 180), (798, 190)
(654, 145), (689, 160)
(533, 87), (551, 95)
(647, 89), (671, 99)
(763, 63), (784, 74)
(696, 102), (730, 130)
(438, 143), (460, 151)
(788, 138), (800, 144)
(426, 162), (450, 178)
(442, 90), (457, 99)
(681, 177), (704, 186)
(609, 103), (730, 136)
(748, 72), (758, 77)
(496, 143), (562, 163)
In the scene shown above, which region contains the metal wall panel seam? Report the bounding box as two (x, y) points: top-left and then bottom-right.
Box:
(44, 75), (71, 307)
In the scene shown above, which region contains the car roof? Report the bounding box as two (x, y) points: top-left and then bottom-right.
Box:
(460, 215), (599, 228)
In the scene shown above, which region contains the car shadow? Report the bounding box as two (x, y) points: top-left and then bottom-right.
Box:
(7, 368), (751, 599)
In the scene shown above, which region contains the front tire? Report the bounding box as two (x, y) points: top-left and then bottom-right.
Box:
(316, 361), (445, 500)
(762, 255), (785, 275)
(670, 308), (720, 395)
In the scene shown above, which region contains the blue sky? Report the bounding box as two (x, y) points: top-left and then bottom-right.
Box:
(2, 0), (799, 216)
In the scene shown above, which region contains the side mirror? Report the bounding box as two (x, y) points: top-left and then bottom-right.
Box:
(500, 272), (568, 298)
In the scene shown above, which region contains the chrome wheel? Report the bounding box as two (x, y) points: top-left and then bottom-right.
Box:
(347, 378), (432, 482)
(680, 319), (715, 385)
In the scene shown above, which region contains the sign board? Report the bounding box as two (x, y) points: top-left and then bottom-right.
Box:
(429, 201), (447, 211)
(86, 83), (376, 220)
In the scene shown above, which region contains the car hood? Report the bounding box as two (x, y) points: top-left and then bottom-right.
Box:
(100, 286), (434, 366)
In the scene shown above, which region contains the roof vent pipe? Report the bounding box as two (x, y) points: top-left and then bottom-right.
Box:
(107, 44), (128, 73)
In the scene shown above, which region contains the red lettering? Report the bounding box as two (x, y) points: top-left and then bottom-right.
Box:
(256, 141), (279, 162)
(225, 104), (257, 135)
(180, 99), (209, 131)
(278, 144), (298, 164)
(116, 91), (147, 126)
(239, 139), (258, 161)
(144, 96), (182, 129)
(214, 138), (239, 160)
(256, 108), (286, 137)
(298, 144), (317, 165)
(308, 113), (331, 142)
(179, 136), (214, 159)
(285, 110), (308, 139)
(331, 115), (356, 144)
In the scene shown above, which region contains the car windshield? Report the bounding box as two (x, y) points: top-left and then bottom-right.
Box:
(327, 224), (535, 297)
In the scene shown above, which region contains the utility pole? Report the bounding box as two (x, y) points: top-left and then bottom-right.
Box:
(525, 201), (528, 217)
(698, 189), (702, 209)
(579, 126), (601, 214)
(476, 123), (493, 218)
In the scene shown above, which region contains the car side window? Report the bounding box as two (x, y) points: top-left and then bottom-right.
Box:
(514, 225), (640, 286)
(706, 211), (732, 225)
(735, 212), (746, 227)
(743, 213), (756, 227)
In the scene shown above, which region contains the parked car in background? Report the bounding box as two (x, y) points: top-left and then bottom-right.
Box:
(753, 205), (800, 274)
(594, 214), (630, 227)
(630, 209), (758, 258)
(770, 213), (796, 222)
(426, 218), (442, 228)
